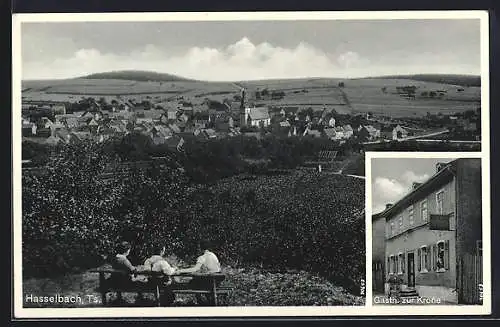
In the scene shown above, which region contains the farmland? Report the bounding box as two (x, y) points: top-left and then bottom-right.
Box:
(22, 71), (480, 118)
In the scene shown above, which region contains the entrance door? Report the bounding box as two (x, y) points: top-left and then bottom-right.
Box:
(407, 252), (415, 287)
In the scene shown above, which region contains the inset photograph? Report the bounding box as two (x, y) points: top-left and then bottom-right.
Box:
(370, 156), (483, 305)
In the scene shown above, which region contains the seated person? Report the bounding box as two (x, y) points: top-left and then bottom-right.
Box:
(177, 239), (221, 274)
(110, 241), (146, 303)
(144, 245), (177, 279)
(176, 239), (222, 306)
(143, 244), (178, 306)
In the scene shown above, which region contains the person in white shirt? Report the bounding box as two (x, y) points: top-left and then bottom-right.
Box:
(177, 239), (222, 305)
(143, 244), (178, 306)
(144, 245), (177, 276)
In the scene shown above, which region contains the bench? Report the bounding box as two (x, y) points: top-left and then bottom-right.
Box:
(89, 268), (233, 306)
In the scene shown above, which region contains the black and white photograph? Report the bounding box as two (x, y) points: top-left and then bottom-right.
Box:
(369, 154), (487, 307)
(12, 11), (490, 318)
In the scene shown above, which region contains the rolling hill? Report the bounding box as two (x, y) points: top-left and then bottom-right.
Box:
(21, 71), (481, 117)
(79, 70), (194, 82)
(369, 74), (480, 87)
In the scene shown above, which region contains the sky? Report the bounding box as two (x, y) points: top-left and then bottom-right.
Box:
(20, 19), (481, 81)
(371, 158), (460, 214)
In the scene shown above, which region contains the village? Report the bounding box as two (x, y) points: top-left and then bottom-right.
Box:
(21, 86), (481, 158)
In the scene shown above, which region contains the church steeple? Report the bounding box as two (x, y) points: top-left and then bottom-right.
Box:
(239, 88), (246, 127)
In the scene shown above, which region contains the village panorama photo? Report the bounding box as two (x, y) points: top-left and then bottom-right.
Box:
(12, 11), (490, 318)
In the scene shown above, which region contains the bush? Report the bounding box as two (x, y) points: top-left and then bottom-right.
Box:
(22, 141), (365, 294)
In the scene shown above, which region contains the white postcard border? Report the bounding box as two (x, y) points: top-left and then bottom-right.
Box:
(12, 10), (490, 318)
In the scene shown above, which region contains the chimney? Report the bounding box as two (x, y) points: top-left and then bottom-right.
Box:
(385, 203), (393, 210)
(412, 182), (422, 190)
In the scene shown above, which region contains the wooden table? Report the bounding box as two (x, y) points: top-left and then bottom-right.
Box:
(90, 268), (229, 306)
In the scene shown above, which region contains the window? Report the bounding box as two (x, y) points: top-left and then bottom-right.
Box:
(388, 255), (396, 274)
(398, 253), (404, 274)
(436, 242), (446, 272)
(436, 190), (445, 214)
(421, 200), (428, 222)
(408, 205), (414, 226)
(399, 216), (403, 231)
(390, 222), (395, 236)
(419, 246), (429, 272)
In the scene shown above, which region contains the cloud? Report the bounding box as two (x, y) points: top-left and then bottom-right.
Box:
(22, 37), (369, 81)
(372, 171), (430, 214)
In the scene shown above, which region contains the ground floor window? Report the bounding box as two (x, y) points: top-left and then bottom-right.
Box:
(436, 241), (446, 272)
(418, 246), (429, 272)
(388, 255), (397, 274)
(398, 253), (405, 274)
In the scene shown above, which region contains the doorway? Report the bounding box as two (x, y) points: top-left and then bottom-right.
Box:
(407, 252), (415, 288)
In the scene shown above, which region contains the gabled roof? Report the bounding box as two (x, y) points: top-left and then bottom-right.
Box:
(204, 129), (217, 138)
(364, 125), (379, 133)
(381, 161), (457, 219)
(247, 107), (270, 120)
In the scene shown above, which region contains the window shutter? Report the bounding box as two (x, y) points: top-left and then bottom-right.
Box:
(387, 256), (390, 274)
(431, 244), (436, 271)
(417, 248), (421, 271)
(402, 252), (406, 273)
(426, 246), (431, 270)
(444, 240), (450, 270)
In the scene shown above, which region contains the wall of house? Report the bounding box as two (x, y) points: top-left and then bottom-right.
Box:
(385, 177), (457, 290)
(385, 178), (456, 239)
(455, 158), (482, 258)
(373, 217), (386, 263)
(386, 227), (456, 289)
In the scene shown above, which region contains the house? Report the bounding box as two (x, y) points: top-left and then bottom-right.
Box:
(377, 159), (482, 304)
(34, 128), (51, 138)
(64, 117), (80, 129)
(193, 113), (210, 126)
(109, 121), (128, 134)
(358, 125), (381, 141)
(279, 120), (291, 128)
(22, 121), (36, 136)
(372, 211), (388, 294)
(334, 126), (345, 140)
(203, 128), (217, 139)
(343, 125), (354, 139)
(243, 107), (271, 127)
(393, 125), (409, 140)
(323, 128), (336, 140)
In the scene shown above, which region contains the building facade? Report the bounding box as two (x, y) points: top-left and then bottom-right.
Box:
(380, 158), (482, 304)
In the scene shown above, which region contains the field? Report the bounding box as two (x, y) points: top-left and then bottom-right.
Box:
(22, 72), (481, 117)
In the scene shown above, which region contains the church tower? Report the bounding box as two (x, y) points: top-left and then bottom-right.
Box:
(239, 88), (246, 127)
